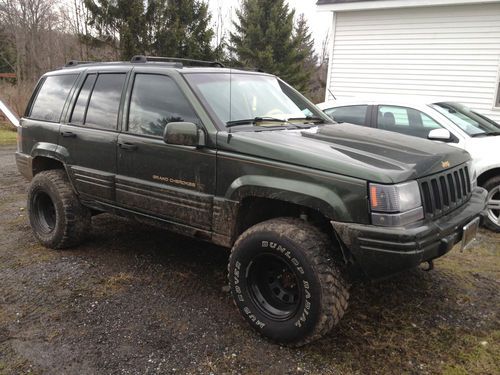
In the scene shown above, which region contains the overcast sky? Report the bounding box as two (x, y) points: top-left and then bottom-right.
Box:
(207, 0), (331, 54)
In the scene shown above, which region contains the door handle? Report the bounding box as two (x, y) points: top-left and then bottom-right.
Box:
(118, 142), (138, 151)
(61, 131), (76, 138)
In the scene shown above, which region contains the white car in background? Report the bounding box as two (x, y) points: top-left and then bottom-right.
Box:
(317, 97), (500, 232)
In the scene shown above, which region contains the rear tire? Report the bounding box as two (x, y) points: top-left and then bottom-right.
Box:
(228, 217), (349, 346)
(482, 176), (500, 232)
(28, 169), (91, 249)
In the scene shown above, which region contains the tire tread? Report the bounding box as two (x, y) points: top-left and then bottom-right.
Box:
(28, 169), (90, 249)
(228, 217), (349, 346)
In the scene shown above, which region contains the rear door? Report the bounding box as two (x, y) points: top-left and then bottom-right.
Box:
(59, 69), (129, 203)
(116, 72), (216, 230)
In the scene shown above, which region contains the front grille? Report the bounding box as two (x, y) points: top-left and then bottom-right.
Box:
(418, 164), (471, 219)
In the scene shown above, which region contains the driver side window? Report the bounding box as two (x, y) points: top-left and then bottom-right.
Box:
(128, 74), (199, 137)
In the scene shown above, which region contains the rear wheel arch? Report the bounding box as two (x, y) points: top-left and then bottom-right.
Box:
(31, 155), (80, 197)
(32, 156), (65, 176)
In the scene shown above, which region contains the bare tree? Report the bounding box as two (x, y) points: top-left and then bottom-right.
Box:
(0, 0), (61, 81)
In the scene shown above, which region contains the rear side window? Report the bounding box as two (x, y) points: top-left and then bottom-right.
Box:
(324, 105), (368, 126)
(84, 73), (126, 130)
(30, 74), (77, 122)
(128, 74), (199, 136)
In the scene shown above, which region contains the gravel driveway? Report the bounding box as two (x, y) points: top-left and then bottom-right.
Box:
(0, 144), (498, 375)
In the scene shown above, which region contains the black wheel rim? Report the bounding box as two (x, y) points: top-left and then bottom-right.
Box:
(247, 253), (302, 321)
(32, 191), (56, 234)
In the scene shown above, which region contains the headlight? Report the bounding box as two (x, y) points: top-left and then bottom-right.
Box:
(369, 181), (424, 226)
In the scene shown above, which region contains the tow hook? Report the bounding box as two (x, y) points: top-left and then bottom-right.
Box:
(420, 260), (434, 272)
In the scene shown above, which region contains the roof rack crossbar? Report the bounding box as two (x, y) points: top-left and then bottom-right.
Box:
(65, 60), (95, 67)
(130, 55), (224, 68)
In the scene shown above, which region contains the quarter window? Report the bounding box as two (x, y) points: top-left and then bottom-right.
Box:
(324, 105), (368, 126)
(85, 73), (126, 130)
(128, 74), (199, 136)
(30, 74), (78, 122)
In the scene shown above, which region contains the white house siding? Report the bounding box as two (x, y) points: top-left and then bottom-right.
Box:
(327, 3), (500, 122)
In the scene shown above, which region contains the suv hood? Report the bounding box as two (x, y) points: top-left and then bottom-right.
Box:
(218, 124), (470, 184)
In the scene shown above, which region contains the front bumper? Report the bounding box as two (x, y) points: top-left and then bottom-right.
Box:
(332, 187), (488, 279)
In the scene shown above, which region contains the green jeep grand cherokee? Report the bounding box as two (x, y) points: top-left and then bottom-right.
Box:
(16, 56), (487, 345)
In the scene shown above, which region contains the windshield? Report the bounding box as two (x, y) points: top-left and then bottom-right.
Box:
(432, 102), (500, 136)
(184, 72), (330, 129)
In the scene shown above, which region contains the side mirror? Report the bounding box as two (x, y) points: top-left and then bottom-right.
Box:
(428, 128), (452, 142)
(163, 122), (205, 147)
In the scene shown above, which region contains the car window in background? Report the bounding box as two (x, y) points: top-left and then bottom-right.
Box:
(128, 74), (200, 136)
(378, 106), (409, 127)
(377, 105), (443, 139)
(432, 102), (500, 136)
(30, 74), (78, 122)
(324, 105), (368, 126)
(420, 113), (442, 129)
(85, 73), (126, 130)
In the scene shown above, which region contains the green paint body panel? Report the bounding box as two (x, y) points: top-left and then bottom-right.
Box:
(15, 62), (486, 279)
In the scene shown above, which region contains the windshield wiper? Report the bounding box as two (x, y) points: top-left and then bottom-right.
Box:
(471, 131), (500, 137)
(287, 116), (325, 124)
(226, 117), (289, 128)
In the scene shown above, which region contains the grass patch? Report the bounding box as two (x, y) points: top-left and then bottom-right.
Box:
(0, 122), (16, 145)
(442, 331), (500, 375)
(94, 272), (136, 297)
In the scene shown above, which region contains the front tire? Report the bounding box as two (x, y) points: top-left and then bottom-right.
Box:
(28, 169), (91, 249)
(483, 176), (500, 232)
(228, 218), (349, 346)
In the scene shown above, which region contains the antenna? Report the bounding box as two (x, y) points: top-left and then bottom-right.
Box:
(328, 88), (337, 100)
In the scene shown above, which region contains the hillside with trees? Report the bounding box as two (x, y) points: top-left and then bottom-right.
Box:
(0, 0), (329, 118)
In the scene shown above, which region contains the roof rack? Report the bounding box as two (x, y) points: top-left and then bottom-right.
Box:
(64, 60), (95, 67)
(130, 55), (225, 68)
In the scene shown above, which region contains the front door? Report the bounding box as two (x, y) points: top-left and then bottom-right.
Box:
(59, 71), (128, 203)
(116, 73), (216, 230)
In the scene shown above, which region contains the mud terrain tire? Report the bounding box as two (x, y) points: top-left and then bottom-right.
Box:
(28, 169), (91, 249)
(228, 217), (349, 346)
